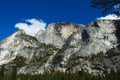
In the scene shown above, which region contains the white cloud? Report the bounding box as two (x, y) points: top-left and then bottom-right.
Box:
(97, 14), (120, 20)
(15, 18), (46, 36)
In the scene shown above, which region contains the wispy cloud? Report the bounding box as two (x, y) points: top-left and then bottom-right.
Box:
(97, 14), (120, 20)
(15, 18), (46, 36)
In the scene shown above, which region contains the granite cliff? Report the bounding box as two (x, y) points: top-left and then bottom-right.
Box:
(0, 20), (120, 75)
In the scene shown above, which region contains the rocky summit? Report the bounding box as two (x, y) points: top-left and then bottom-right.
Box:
(0, 20), (120, 75)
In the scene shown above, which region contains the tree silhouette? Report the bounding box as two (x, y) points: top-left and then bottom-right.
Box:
(11, 66), (17, 80)
(90, 0), (120, 14)
(0, 65), (4, 77)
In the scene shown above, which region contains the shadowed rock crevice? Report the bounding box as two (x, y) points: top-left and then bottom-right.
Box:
(114, 20), (120, 44)
(93, 22), (100, 27)
(91, 21), (100, 27)
(82, 30), (90, 43)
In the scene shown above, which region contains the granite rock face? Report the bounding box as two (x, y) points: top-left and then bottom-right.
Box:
(0, 30), (39, 64)
(0, 20), (120, 75)
(36, 20), (119, 56)
(35, 22), (84, 47)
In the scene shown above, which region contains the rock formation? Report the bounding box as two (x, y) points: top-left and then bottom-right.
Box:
(0, 20), (120, 75)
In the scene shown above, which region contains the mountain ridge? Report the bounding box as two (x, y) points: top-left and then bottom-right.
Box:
(0, 20), (120, 75)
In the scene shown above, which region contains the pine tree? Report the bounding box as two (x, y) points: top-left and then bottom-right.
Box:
(11, 66), (17, 80)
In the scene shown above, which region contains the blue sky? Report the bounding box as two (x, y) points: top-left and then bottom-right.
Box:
(0, 0), (102, 41)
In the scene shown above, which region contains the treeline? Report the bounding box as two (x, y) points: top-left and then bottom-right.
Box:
(0, 67), (120, 80)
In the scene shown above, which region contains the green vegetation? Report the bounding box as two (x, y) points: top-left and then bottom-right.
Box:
(0, 68), (120, 80)
(58, 45), (67, 53)
(0, 65), (4, 77)
(52, 45), (69, 65)
(89, 53), (104, 61)
(29, 43), (59, 66)
(11, 66), (17, 80)
(106, 47), (120, 58)
(13, 56), (27, 67)
(68, 52), (105, 68)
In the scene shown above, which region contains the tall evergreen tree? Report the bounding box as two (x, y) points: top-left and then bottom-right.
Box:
(11, 66), (17, 80)
(0, 65), (4, 77)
